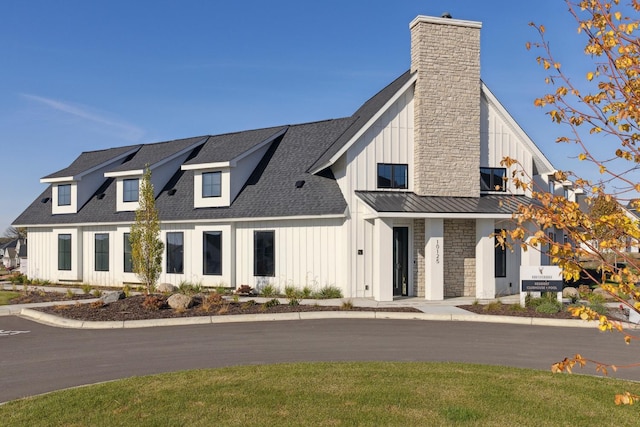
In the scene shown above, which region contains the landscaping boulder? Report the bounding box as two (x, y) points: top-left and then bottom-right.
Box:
(592, 287), (614, 300)
(167, 293), (194, 310)
(157, 283), (177, 293)
(562, 287), (578, 298)
(100, 290), (125, 304)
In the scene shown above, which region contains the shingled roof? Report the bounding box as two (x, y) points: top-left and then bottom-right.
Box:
(42, 145), (141, 180)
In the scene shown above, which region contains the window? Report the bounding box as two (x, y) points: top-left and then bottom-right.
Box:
(123, 233), (133, 273)
(494, 229), (506, 278)
(58, 184), (71, 206)
(203, 231), (222, 275)
(95, 233), (109, 272)
(480, 168), (506, 192)
(202, 172), (221, 198)
(377, 164), (408, 189)
(123, 178), (139, 202)
(166, 232), (184, 274)
(254, 231), (275, 276)
(58, 234), (71, 271)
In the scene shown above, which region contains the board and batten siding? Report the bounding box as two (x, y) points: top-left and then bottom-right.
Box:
(234, 218), (347, 294)
(333, 87), (414, 298)
(480, 93), (534, 195)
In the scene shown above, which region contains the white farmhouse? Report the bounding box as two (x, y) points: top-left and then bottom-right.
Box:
(13, 14), (563, 301)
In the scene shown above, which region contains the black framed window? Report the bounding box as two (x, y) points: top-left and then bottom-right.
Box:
(203, 231), (222, 275)
(254, 231), (275, 277)
(202, 172), (221, 198)
(377, 163), (408, 189)
(58, 234), (71, 271)
(123, 233), (133, 273)
(58, 184), (71, 206)
(494, 229), (506, 278)
(480, 168), (506, 192)
(166, 232), (184, 274)
(95, 233), (109, 272)
(123, 178), (139, 202)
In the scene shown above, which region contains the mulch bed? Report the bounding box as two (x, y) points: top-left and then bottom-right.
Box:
(35, 295), (422, 322)
(457, 304), (577, 319)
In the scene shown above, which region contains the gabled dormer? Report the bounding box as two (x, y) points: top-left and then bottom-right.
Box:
(40, 145), (141, 215)
(181, 126), (287, 208)
(104, 136), (208, 212)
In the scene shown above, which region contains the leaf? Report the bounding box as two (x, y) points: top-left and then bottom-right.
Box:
(587, 71), (594, 81)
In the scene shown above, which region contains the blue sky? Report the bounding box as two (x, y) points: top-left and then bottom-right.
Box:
(0, 1), (592, 233)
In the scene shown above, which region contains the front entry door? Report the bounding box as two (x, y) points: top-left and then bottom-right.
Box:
(393, 227), (409, 297)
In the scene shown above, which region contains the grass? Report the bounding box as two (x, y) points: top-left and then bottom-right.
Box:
(1, 362), (639, 426)
(0, 290), (20, 305)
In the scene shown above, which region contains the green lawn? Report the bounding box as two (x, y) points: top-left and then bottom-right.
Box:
(1, 362), (638, 426)
(0, 290), (20, 305)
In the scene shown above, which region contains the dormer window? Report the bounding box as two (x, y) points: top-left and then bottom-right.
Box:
(202, 171), (221, 198)
(58, 184), (71, 206)
(480, 168), (506, 192)
(377, 163), (408, 189)
(123, 178), (139, 202)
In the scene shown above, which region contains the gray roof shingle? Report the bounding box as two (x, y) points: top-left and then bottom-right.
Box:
(107, 136), (208, 173)
(42, 145), (141, 179)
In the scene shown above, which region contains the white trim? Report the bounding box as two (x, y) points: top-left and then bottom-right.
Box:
(104, 169), (144, 178)
(409, 15), (482, 30)
(14, 214), (347, 228)
(309, 73), (418, 175)
(481, 82), (555, 174)
(182, 161), (231, 170)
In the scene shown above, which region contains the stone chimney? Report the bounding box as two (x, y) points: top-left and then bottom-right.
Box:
(410, 15), (482, 197)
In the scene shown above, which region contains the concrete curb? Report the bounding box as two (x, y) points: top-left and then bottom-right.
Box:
(17, 307), (602, 330)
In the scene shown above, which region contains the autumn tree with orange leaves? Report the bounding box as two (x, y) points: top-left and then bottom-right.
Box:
(500, 0), (640, 404)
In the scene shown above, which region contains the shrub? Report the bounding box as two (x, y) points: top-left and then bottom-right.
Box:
(235, 285), (254, 296)
(284, 285), (300, 299)
(260, 284), (279, 298)
(142, 295), (166, 311)
(288, 296), (300, 306)
(589, 302), (608, 315)
(178, 281), (202, 295)
(201, 293), (224, 312)
(242, 299), (256, 310)
(65, 289), (74, 299)
(92, 289), (102, 298)
(341, 300), (354, 310)
(483, 301), (503, 312)
(262, 298), (281, 310)
(122, 284), (132, 298)
(508, 303), (526, 312)
(301, 286), (313, 298)
(313, 286), (343, 299)
(536, 301), (561, 314)
(81, 283), (92, 295)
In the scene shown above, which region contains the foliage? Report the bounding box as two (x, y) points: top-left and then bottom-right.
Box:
(535, 301), (561, 314)
(3, 226), (26, 239)
(262, 298), (281, 310)
(130, 167), (164, 294)
(259, 284), (278, 297)
(178, 281), (202, 295)
(312, 285), (343, 299)
(502, 1), (640, 397)
(200, 292), (224, 312)
(81, 284), (92, 295)
(142, 295), (166, 311)
(341, 300), (354, 310)
(235, 284), (255, 296)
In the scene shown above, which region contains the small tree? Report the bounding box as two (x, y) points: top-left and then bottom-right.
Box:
(499, 0), (640, 403)
(129, 167), (164, 293)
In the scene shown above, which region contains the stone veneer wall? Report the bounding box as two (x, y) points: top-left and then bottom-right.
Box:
(411, 16), (481, 197)
(443, 219), (476, 297)
(413, 219), (425, 297)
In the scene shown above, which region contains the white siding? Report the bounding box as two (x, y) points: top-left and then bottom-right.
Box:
(234, 218), (347, 294)
(480, 93), (534, 195)
(333, 87), (414, 297)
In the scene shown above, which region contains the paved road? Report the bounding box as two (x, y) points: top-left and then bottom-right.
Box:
(1, 316), (639, 403)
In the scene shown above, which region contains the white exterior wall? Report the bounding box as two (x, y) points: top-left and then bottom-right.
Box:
(234, 218), (347, 295)
(480, 93), (533, 195)
(334, 88), (414, 298)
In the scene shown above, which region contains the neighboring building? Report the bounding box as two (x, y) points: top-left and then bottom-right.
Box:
(15, 239), (28, 274)
(1, 239), (18, 269)
(14, 14), (562, 301)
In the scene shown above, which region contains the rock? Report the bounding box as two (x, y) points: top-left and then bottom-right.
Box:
(100, 290), (125, 304)
(562, 287), (578, 298)
(157, 283), (177, 293)
(593, 287), (614, 300)
(167, 293), (193, 310)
